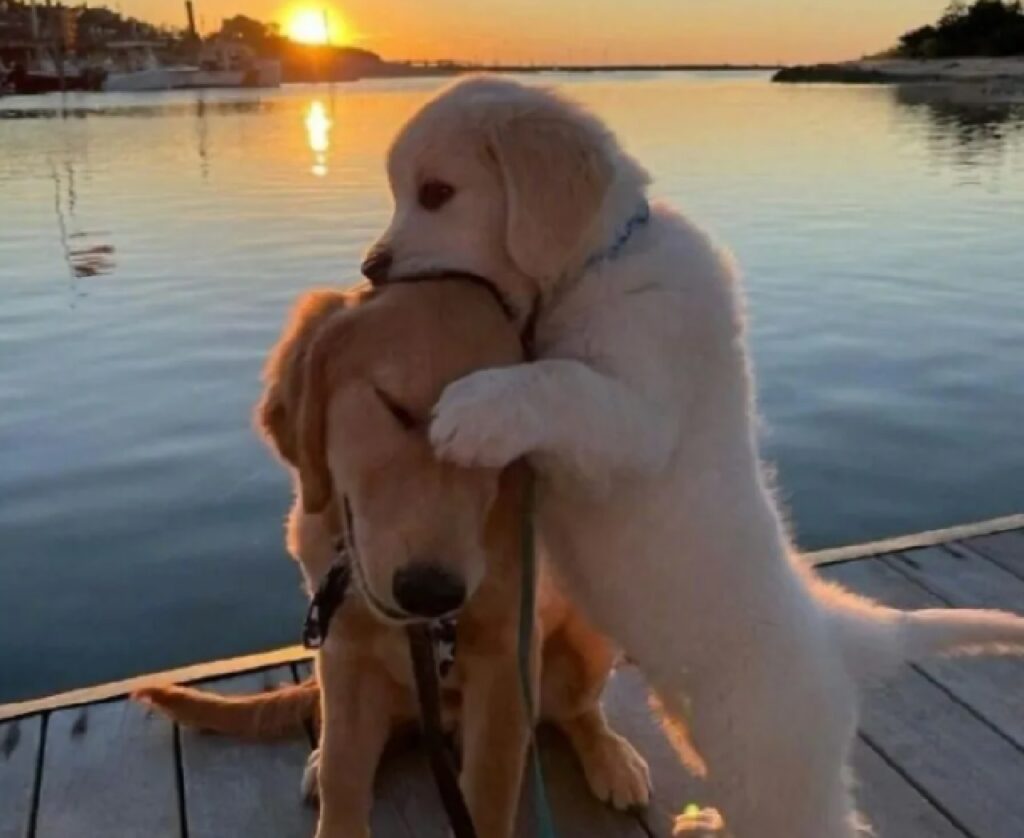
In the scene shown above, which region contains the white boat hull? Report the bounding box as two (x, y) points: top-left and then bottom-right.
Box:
(103, 67), (197, 92)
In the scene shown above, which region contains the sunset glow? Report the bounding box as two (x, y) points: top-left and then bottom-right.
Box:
(285, 7), (333, 45)
(140, 1), (947, 64)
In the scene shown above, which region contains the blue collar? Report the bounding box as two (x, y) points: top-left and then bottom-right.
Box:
(585, 199), (651, 270)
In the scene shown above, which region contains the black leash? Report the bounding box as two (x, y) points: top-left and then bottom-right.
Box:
(300, 502), (478, 838)
(407, 625), (478, 838)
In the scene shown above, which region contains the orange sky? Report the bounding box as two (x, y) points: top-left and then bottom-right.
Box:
(132, 1), (949, 64)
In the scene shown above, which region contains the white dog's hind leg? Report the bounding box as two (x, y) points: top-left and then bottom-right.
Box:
(658, 676), (861, 838)
(705, 743), (860, 838)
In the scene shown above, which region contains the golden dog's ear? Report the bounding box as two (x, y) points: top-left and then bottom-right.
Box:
(256, 290), (354, 514)
(292, 315), (349, 515)
(488, 112), (613, 283)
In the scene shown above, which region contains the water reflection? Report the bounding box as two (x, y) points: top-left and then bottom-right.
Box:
(0, 96), (269, 121)
(195, 96), (210, 181)
(892, 83), (1024, 168)
(305, 99), (332, 177)
(50, 160), (116, 283)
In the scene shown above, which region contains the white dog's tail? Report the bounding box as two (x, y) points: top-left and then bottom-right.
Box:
(898, 608), (1024, 660)
(817, 581), (1024, 682)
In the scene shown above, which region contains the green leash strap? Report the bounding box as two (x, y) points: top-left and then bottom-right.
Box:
(518, 468), (559, 838)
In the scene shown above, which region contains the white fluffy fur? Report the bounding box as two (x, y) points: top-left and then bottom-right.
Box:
(370, 76), (1024, 837)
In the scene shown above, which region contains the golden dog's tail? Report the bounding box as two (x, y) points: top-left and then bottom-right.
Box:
(133, 677), (320, 739)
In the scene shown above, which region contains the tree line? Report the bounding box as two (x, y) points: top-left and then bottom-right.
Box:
(898, 1), (1024, 58)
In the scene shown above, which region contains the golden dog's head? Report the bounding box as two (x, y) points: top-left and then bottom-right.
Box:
(258, 281), (522, 622)
(361, 75), (650, 310)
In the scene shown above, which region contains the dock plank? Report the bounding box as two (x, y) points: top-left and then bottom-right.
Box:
(852, 738), (964, 838)
(34, 699), (179, 837)
(888, 544), (1024, 613)
(857, 669), (1024, 837)
(961, 530), (1024, 582)
(0, 716), (42, 838)
(827, 557), (1024, 749)
(371, 740), (449, 837)
(179, 667), (316, 838)
(828, 558), (1024, 837)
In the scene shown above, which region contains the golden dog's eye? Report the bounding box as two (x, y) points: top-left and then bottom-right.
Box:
(375, 388), (418, 430)
(418, 179), (455, 211)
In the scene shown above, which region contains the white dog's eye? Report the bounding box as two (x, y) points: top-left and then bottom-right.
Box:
(418, 180), (455, 211)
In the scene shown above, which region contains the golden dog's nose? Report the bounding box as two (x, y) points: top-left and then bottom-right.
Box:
(360, 249), (392, 283)
(392, 564), (466, 618)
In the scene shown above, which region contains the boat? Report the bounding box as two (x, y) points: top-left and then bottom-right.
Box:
(101, 41), (198, 92)
(5, 53), (105, 94)
(99, 40), (281, 92)
(183, 41), (281, 89)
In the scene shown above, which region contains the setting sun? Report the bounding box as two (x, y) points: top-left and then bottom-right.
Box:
(285, 7), (334, 45)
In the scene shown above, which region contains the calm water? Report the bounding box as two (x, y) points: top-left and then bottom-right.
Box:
(1, 73), (1022, 703)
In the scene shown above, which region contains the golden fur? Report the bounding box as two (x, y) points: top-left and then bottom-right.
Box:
(137, 281), (649, 838)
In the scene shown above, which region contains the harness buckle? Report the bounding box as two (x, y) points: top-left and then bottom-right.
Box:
(302, 557), (352, 650)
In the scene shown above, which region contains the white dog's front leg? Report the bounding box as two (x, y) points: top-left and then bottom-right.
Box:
(430, 360), (675, 482)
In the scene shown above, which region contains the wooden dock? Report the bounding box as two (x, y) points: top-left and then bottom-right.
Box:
(2, 516), (1022, 837)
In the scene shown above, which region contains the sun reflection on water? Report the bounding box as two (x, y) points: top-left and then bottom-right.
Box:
(305, 100), (331, 177)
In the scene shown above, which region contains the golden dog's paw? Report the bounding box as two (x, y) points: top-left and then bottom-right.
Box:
(302, 748), (321, 806)
(672, 805), (725, 835)
(580, 731), (652, 810)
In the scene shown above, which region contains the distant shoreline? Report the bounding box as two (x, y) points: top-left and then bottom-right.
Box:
(370, 62), (780, 80)
(773, 57), (1024, 101)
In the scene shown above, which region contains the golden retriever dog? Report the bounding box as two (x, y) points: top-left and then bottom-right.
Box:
(138, 280), (649, 838)
(358, 75), (1024, 836)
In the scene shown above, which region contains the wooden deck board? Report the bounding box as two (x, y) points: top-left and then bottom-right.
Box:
(827, 558), (1024, 837)
(179, 666), (317, 838)
(827, 556), (1024, 750)
(6, 521), (1023, 837)
(962, 530), (1024, 581)
(858, 668), (1024, 837)
(889, 545), (1024, 613)
(0, 716), (42, 838)
(851, 738), (965, 838)
(34, 699), (180, 837)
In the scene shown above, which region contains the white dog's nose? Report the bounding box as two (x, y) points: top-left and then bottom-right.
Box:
(361, 249), (392, 283)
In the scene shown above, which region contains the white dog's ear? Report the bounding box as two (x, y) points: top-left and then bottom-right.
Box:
(488, 114), (613, 283)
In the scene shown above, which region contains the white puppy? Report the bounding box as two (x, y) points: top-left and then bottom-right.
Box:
(364, 75), (1024, 837)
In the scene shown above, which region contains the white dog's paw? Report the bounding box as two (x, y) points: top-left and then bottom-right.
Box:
(580, 731), (652, 811)
(672, 805), (725, 835)
(430, 369), (534, 468)
(302, 748), (321, 806)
